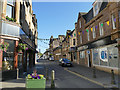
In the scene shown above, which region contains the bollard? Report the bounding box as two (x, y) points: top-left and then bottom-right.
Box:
(93, 66), (96, 78)
(17, 68), (19, 79)
(46, 68), (49, 80)
(51, 70), (55, 88)
(111, 69), (116, 84)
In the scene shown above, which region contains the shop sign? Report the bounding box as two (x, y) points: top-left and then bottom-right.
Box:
(87, 50), (90, 54)
(99, 48), (108, 62)
(77, 45), (88, 51)
(56, 53), (61, 55)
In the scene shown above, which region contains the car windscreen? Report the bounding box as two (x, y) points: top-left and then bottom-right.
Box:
(63, 59), (70, 62)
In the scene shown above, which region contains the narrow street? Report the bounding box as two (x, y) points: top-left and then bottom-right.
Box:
(36, 59), (116, 89)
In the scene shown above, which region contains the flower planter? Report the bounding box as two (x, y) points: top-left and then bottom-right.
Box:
(26, 78), (46, 89)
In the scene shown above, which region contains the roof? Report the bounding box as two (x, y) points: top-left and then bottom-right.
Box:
(82, 8), (94, 23)
(82, 2), (108, 24)
(67, 29), (75, 35)
(53, 46), (61, 51)
(99, 2), (108, 13)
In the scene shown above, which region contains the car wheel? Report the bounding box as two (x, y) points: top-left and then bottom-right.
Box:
(62, 64), (64, 67)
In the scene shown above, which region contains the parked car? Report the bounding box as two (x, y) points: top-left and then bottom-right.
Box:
(59, 58), (73, 67)
(49, 57), (54, 61)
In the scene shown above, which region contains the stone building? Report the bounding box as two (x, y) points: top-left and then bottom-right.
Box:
(68, 23), (77, 63)
(0, 0), (38, 80)
(76, 1), (120, 74)
(49, 35), (65, 60)
(61, 30), (71, 60)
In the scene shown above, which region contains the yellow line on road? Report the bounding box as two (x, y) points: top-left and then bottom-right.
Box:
(64, 68), (105, 88)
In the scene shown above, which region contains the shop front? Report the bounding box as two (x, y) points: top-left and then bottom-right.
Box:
(92, 44), (119, 74)
(77, 45), (88, 66)
(0, 21), (20, 80)
(69, 47), (77, 63)
(88, 36), (119, 74)
(1, 38), (19, 81)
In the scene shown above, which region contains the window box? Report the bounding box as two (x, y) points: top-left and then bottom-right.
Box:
(6, 16), (16, 22)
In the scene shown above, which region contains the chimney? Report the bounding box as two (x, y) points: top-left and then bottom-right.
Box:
(66, 30), (71, 35)
(75, 22), (77, 30)
(50, 36), (53, 39)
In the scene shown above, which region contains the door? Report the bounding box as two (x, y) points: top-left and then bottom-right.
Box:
(87, 50), (91, 67)
(71, 53), (73, 61)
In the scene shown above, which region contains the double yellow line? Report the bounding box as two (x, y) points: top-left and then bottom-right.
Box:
(64, 68), (105, 88)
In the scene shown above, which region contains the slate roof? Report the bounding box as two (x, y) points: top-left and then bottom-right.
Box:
(82, 8), (94, 23)
(99, 2), (108, 13)
(82, 2), (108, 24)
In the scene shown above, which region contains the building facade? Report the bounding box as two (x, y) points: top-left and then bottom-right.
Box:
(49, 35), (65, 60)
(0, 0), (38, 80)
(76, 1), (120, 74)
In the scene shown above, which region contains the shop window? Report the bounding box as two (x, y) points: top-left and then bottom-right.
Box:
(80, 51), (85, 59)
(92, 26), (96, 39)
(6, 0), (15, 18)
(92, 44), (118, 68)
(99, 22), (104, 36)
(99, 47), (108, 66)
(2, 40), (15, 71)
(92, 49), (99, 65)
(112, 14), (116, 29)
(18, 53), (23, 67)
(107, 45), (118, 67)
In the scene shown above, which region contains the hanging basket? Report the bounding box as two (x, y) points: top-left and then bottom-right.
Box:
(17, 43), (28, 53)
(0, 41), (9, 52)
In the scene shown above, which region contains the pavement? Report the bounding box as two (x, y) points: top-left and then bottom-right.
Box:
(1, 59), (120, 89)
(66, 63), (119, 88)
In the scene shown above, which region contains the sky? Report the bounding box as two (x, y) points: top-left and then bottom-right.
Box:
(32, 2), (93, 53)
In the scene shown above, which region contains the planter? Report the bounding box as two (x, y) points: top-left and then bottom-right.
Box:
(26, 78), (46, 89)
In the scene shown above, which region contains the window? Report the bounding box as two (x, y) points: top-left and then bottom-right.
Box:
(94, 3), (99, 16)
(92, 26), (96, 39)
(6, 0), (15, 18)
(2, 40), (15, 71)
(87, 30), (89, 41)
(80, 35), (82, 44)
(73, 39), (75, 46)
(92, 44), (118, 68)
(112, 14), (116, 29)
(119, 11), (120, 25)
(79, 21), (81, 28)
(99, 22), (104, 36)
(80, 51), (85, 59)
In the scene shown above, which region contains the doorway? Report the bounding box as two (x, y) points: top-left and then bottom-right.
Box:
(87, 50), (91, 67)
(71, 53), (73, 61)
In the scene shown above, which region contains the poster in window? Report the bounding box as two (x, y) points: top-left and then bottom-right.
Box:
(99, 47), (108, 62)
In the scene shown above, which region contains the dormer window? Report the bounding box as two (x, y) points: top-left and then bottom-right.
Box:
(93, 1), (102, 17)
(94, 3), (99, 16)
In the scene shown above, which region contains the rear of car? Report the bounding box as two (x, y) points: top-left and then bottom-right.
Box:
(59, 58), (73, 67)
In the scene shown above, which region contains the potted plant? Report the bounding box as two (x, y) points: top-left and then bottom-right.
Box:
(26, 70), (46, 89)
